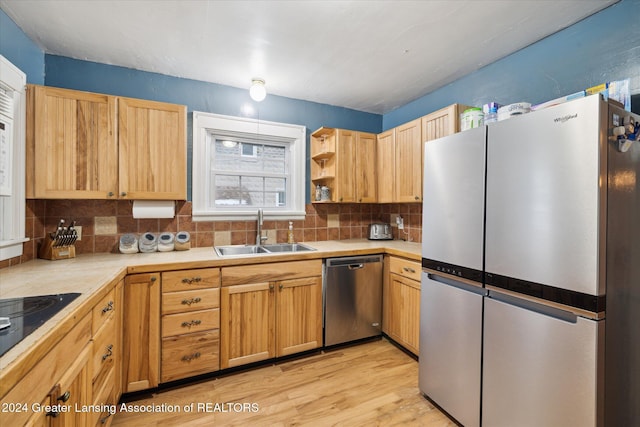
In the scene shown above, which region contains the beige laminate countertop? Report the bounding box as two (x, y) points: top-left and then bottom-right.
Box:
(0, 239), (421, 376)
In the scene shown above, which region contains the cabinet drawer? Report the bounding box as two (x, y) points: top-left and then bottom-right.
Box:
(92, 313), (117, 388)
(389, 256), (422, 282)
(92, 287), (117, 335)
(161, 330), (220, 383)
(162, 288), (219, 314)
(90, 368), (116, 427)
(222, 259), (322, 286)
(162, 268), (220, 292)
(162, 308), (220, 338)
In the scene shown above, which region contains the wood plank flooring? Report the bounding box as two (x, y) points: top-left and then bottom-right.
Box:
(112, 338), (456, 426)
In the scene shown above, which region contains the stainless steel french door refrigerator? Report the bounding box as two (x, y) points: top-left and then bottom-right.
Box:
(419, 94), (639, 427)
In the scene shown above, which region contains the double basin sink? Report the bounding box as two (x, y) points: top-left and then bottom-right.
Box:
(214, 243), (316, 257)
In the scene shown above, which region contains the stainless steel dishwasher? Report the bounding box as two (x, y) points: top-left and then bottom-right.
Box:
(324, 254), (383, 347)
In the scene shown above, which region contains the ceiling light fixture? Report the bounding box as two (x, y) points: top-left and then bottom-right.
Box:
(249, 78), (267, 102)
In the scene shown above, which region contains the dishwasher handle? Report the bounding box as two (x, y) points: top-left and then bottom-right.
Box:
(348, 264), (364, 270)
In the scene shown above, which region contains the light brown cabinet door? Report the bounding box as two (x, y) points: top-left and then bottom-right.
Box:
(220, 282), (275, 369)
(388, 274), (421, 355)
(118, 97), (187, 200)
(422, 104), (461, 142)
(376, 129), (395, 203)
(122, 273), (160, 392)
(28, 85), (118, 199)
(51, 345), (91, 427)
(394, 118), (423, 202)
(334, 129), (356, 202)
(276, 276), (323, 357)
(355, 132), (377, 203)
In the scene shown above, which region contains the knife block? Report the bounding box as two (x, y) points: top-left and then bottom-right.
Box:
(38, 235), (76, 260)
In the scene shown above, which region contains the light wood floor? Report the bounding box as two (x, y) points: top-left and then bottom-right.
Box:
(112, 338), (456, 426)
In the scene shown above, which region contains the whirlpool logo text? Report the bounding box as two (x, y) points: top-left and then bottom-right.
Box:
(554, 113), (578, 123)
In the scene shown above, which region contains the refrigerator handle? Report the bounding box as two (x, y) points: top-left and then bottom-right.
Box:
(426, 271), (487, 296)
(488, 290), (578, 324)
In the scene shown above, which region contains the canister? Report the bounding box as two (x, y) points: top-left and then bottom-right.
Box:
(460, 107), (484, 131)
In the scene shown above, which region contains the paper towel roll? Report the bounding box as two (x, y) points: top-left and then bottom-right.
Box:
(132, 200), (175, 219)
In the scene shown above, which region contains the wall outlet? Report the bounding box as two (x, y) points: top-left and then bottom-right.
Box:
(74, 225), (82, 240)
(392, 215), (404, 229)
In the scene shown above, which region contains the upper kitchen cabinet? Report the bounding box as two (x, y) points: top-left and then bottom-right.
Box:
(377, 103), (469, 203)
(25, 85), (187, 200)
(310, 127), (377, 203)
(26, 85), (118, 199)
(394, 118), (423, 202)
(118, 97), (187, 200)
(422, 104), (470, 142)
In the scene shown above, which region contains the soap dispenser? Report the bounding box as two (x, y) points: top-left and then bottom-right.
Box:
(287, 221), (295, 244)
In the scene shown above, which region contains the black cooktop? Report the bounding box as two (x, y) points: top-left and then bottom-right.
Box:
(0, 293), (81, 357)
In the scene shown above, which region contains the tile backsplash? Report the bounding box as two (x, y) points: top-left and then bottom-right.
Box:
(1, 200), (422, 268)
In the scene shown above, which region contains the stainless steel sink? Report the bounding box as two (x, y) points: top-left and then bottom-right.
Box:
(261, 243), (315, 253)
(214, 245), (270, 257)
(214, 243), (316, 257)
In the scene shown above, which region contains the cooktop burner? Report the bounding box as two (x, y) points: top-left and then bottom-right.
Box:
(0, 293), (81, 357)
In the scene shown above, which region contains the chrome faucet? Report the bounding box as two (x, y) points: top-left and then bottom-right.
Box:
(256, 209), (268, 245)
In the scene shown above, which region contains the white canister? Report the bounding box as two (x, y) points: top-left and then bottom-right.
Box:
(460, 107), (484, 131)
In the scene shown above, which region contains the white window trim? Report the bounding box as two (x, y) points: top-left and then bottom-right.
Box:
(0, 55), (28, 262)
(192, 111), (306, 221)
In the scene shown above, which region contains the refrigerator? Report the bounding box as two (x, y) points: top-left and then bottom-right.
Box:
(419, 94), (640, 427)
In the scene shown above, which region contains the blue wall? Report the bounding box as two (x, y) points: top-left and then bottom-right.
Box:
(383, 0), (640, 129)
(0, 9), (44, 84)
(44, 55), (382, 201)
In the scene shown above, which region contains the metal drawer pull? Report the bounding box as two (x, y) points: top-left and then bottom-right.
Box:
(181, 319), (202, 328)
(181, 276), (203, 284)
(102, 301), (114, 314)
(102, 344), (114, 361)
(403, 267), (416, 274)
(181, 297), (202, 305)
(58, 391), (71, 402)
(181, 352), (201, 362)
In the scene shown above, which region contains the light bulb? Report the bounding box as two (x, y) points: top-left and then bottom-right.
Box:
(250, 78), (266, 102)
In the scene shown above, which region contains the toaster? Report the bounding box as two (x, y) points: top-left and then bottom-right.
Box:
(368, 223), (393, 240)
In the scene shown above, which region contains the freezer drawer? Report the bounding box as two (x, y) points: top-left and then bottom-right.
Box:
(419, 272), (483, 427)
(483, 295), (604, 427)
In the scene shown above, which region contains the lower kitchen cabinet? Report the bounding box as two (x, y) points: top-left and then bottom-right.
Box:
(90, 280), (122, 427)
(160, 268), (221, 383)
(220, 260), (323, 369)
(122, 272), (160, 392)
(0, 314), (92, 427)
(383, 256), (422, 355)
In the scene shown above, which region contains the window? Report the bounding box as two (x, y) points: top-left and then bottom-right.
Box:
(192, 112), (306, 221)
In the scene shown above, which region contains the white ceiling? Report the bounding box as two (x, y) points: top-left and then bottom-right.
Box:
(1, 0), (617, 114)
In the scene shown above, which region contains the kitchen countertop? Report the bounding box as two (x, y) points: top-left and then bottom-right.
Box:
(0, 239), (420, 377)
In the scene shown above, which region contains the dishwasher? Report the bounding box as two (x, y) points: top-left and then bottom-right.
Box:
(324, 254), (383, 347)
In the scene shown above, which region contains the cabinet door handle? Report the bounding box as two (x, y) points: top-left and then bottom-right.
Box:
(269, 284), (274, 292)
(181, 352), (201, 362)
(150, 276), (157, 282)
(181, 297), (202, 306)
(121, 191), (127, 197)
(415, 195), (420, 200)
(100, 413), (112, 424)
(102, 344), (114, 361)
(58, 391), (71, 402)
(403, 267), (416, 274)
(181, 319), (202, 328)
(101, 301), (114, 314)
(107, 191), (114, 197)
(181, 276), (203, 284)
